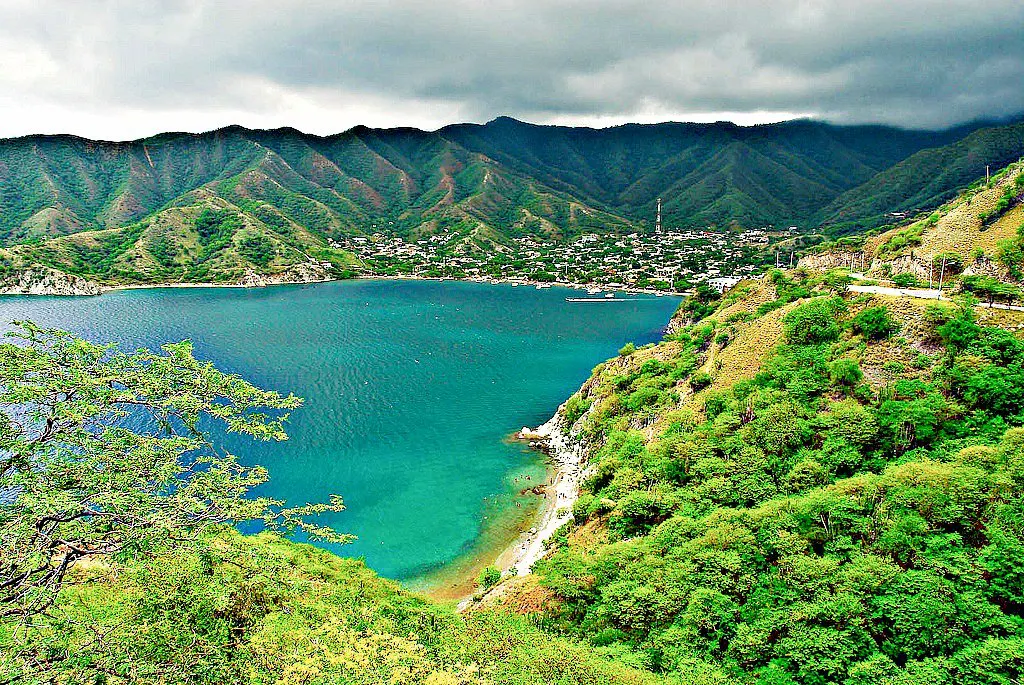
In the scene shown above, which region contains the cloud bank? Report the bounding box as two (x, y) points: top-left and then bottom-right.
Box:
(0, 0), (1021, 139)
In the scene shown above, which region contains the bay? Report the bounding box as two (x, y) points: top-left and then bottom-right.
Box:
(0, 279), (679, 583)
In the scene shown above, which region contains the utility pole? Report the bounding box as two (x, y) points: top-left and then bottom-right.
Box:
(937, 257), (947, 299)
(928, 259), (933, 290)
(987, 165), (991, 185)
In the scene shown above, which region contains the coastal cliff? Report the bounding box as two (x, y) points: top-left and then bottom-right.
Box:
(0, 266), (102, 296)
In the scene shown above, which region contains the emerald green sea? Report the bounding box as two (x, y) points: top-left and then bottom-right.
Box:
(0, 280), (679, 585)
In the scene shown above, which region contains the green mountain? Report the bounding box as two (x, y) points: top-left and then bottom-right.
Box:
(440, 117), (987, 229)
(0, 116), (1022, 286)
(0, 125), (628, 248)
(487, 270), (1024, 684)
(821, 120), (1024, 233)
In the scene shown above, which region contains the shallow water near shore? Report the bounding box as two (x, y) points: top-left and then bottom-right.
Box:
(0, 280), (679, 585)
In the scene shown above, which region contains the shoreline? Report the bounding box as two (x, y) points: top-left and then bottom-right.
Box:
(4, 272), (691, 298)
(507, 412), (585, 577)
(455, 404), (588, 610)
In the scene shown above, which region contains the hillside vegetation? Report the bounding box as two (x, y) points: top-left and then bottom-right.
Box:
(4, 529), (665, 685)
(483, 269), (1024, 685)
(822, 121), (1024, 234)
(1, 118), (1020, 253)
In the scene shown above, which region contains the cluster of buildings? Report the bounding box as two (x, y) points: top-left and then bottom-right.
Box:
(335, 227), (779, 293)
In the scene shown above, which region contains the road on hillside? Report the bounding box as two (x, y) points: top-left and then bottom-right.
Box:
(847, 284), (1024, 312)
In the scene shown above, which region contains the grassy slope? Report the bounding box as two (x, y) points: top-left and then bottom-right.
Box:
(486, 269), (1024, 684)
(861, 161), (1024, 275)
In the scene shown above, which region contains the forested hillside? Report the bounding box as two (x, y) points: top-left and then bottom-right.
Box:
(2, 117), (1020, 251)
(485, 270), (1024, 685)
(822, 121), (1024, 234)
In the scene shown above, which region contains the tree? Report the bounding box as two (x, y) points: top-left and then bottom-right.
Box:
(0, 322), (348, 622)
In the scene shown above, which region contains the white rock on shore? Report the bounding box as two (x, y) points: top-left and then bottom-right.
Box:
(0, 267), (102, 296)
(239, 261), (332, 288)
(509, 410), (587, 577)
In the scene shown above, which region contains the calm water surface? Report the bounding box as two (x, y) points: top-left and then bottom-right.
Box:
(0, 280), (679, 581)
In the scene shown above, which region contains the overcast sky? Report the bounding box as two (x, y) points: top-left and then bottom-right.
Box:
(1, 0), (1022, 140)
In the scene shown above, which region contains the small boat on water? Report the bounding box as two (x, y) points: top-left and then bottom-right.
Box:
(536, 284), (552, 289)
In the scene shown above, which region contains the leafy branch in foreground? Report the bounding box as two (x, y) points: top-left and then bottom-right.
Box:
(0, 321), (350, 623)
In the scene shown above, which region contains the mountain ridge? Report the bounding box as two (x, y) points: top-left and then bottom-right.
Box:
(1, 115), (1022, 287)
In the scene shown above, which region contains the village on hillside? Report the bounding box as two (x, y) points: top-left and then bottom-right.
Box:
(335, 227), (794, 293)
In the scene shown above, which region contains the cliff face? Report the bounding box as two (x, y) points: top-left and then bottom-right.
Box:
(0, 267), (102, 296)
(238, 261), (333, 288)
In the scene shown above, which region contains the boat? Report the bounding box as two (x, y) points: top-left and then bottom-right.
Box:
(605, 293), (615, 298)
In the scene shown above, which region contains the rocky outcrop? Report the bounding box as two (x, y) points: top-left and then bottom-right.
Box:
(238, 261), (333, 288)
(0, 267), (102, 296)
(796, 251), (867, 271)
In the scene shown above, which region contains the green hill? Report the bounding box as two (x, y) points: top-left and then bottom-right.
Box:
(484, 271), (1024, 684)
(440, 117), (987, 229)
(821, 121), (1024, 234)
(1, 116), (1022, 285)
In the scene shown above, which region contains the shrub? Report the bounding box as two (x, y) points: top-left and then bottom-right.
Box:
(690, 371), (713, 391)
(783, 297), (847, 345)
(892, 273), (919, 288)
(851, 306), (900, 340)
(618, 342), (636, 357)
(829, 359), (863, 386)
(478, 566), (502, 590)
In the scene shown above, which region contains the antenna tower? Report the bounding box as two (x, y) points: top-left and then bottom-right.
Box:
(655, 198), (662, 233)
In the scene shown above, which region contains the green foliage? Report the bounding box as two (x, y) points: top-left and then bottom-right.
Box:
(534, 285), (1024, 685)
(619, 342), (637, 357)
(238, 233), (275, 267)
(995, 222), (1024, 279)
(0, 322), (346, 625)
(783, 297), (847, 345)
(479, 566), (502, 590)
(2, 531), (662, 685)
(851, 306), (900, 340)
(961, 275), (1021, 305)
(892, 272), (920, 288)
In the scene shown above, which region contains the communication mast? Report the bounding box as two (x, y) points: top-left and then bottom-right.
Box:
(655, 197), (662, 233)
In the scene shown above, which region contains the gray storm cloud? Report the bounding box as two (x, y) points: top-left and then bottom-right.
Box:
(0, 0), (1021, 138)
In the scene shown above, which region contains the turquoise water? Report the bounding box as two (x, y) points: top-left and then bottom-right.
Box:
(0, 280), (679, 581)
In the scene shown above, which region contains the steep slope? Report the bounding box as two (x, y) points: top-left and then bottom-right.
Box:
(5, 528), (664, 684)
(821, 120), (1024, 233)
(1, 116), (1013, 255)
(483, 270), (1024, 684)
(0, 126), (630, 249)
(835, 160), (1024, 285)
(440, 116), (986, 229)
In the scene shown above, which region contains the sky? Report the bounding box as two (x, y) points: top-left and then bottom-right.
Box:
(1, 0), (1022, 140)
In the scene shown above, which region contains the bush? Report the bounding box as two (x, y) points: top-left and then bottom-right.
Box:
(829, 359), (863, 386)
(851, 306), (900, 340)
(618, 342), (636, 357)
(783, 297), (847, 345)
(478, 566), (502, 590)
(892, 273), (919, 288)
(690, 371), (713, 391)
